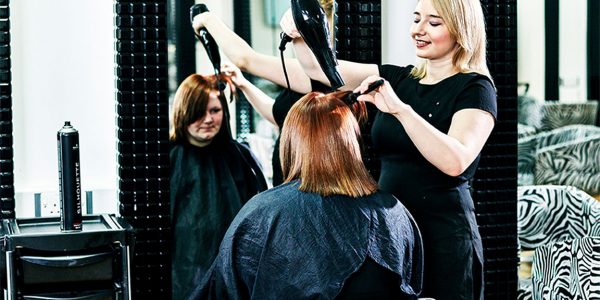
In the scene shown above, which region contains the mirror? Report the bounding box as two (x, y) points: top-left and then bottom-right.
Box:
(10, 0), (118, 217)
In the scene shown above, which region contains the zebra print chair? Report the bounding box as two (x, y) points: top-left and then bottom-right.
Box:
(539, 101), (598, 131)
(517, 125), (600, 193)
(531, 237), (600, 300)
(517, 185), (600, 300)
(534, 126), (600, 196)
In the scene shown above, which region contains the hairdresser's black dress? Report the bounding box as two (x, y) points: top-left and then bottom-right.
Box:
(373, 65), (497, 300)
(170, 127), (267, 299)
(189, 180), (423, 300)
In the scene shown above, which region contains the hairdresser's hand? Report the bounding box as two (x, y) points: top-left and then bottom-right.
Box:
(191, 11), (211, 35)
(221, 63), (248, 88)
(279, 9), (302, 39)
(355, 76), (407, 115)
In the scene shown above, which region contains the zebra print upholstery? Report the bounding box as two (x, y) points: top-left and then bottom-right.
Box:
(518, 123), (538, 139)
(540, 101), (599, 131)
(531, 237), (600, 300)
(535, 131), (600, 196)
(517, 125), (600, 193)
(517, 185), (600, 300)
(518, 185), (600, 249)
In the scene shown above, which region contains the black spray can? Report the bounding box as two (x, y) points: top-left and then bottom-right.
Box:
(57, 121), (82, 231)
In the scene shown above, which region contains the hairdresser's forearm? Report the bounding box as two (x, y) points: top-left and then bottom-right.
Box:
(244, 53), (312, 93)
(291, 39), (329, 85)
(201, 12), (255, 69)
(237, 83), (277, 126)
(292, 39), (379, 91)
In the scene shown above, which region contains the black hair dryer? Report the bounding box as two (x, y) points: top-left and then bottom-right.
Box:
(289, 0), (345, 90)
(190, 4), (222, 81)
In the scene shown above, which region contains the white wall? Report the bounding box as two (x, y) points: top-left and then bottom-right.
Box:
(559, 0), (587, 101)
(382, 0), (417, 66)
(518, 0), (589, 102)
(518, 0), (546, 102)
(10, 0), (117, 216)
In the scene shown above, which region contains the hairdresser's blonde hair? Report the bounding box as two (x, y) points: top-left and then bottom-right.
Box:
(410, 0), (493, 83)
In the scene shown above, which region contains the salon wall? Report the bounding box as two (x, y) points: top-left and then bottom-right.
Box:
(10, 0), (117, 216)
(381, 0), (417, 66)
(517, 0), (545, 101)
(558, 0), (587, 100)
(518, 0), (589, 102)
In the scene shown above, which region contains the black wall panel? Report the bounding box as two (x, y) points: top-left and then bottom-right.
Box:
(475, 1), (518, 298)
(0, 0), (14, 220)
(114, 1), (171, 298)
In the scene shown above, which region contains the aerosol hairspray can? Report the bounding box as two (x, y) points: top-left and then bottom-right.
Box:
(57, 121), (82, 231)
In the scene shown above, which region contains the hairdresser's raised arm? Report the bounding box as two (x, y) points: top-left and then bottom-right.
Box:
(279, 9), (379, 91)
(221, 63), (277, 126)
(193, 11), (312, 93)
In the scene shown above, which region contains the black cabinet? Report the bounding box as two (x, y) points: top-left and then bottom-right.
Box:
(0, 214), (134, 300)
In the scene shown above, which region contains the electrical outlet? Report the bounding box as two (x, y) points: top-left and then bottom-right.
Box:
(40, 191), (61, 217)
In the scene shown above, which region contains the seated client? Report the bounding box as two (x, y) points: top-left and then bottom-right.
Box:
(189, 91), (423, 299)
(170, 74), (268, 300)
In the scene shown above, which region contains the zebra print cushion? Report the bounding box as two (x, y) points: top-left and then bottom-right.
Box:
(517, 185), (600, 249)
(540, 101), (598, 131)
(531, 237), (600, 300)
(535, 136), (600, 196)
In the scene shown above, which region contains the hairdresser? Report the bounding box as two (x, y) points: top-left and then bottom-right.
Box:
(281, 0), (497, 299)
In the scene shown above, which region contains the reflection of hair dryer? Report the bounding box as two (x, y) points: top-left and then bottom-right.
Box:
(190, 4), (225, 90)
(290, 0), (345, 90)
(343, 79), (384, 106)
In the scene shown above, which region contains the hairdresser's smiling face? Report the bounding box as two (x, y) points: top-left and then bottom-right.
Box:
(186, 92), (223, 147)
(410, 0), (457, 61)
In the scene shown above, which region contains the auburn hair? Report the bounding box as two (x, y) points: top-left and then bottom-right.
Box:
(280, 91), (377, 197)
(169, 74), (236, 143)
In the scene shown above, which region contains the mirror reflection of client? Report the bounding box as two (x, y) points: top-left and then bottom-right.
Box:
(188, 92), (423, 299)
(192, 0), (335, 186)
(170, 74), (268, 300)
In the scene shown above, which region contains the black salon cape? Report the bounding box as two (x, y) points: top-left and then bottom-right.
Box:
(170, 140), (268, 300)
(189, 180), (423, 300)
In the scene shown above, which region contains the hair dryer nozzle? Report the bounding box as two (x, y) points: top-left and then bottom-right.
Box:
(291, 0), (345, 90)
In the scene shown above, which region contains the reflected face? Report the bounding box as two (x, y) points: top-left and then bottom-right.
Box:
(186, 92), (223, 147)
(410, 0), (457, 61)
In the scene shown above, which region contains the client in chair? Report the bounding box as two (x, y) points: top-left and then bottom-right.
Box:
(170, 74), (268, 300)
(189, 91), (423, 299)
